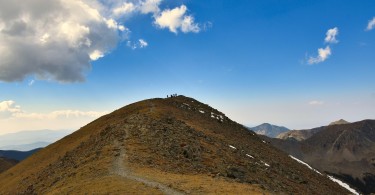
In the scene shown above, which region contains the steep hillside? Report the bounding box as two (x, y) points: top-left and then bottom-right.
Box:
(0, 96), (349, 194)
(0, 157), (18, 173)
(250, 123), (289, 138)
(267, 120), (375, 194)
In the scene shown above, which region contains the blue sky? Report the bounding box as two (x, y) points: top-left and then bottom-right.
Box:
(0, 0), (374, 134)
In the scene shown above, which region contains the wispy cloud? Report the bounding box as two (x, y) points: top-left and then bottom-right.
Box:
(325, 27), (339, 43)
(13, 110), (107, 120)
(308, 46), (331, 64)
(0, 100), (106, 120)
(139, 39), (148, 48)
(127, 39), (148, 49)
(307, 27), (338, 65)
(308, 100), (324, 105)
(112, 2), (136, 17)
(0, 0), (204, 83)
(28, 80), (35, 86)
(154, 5), (200, 34)
(0, 100), (108, 134)
(366, 17), (375, 31)
(140, 0), (162, 15)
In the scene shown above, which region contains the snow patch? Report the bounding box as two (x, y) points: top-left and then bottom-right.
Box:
(246, 154), (254, 159)
(289, 155), (322, 175)
(211, 112), (224, 122)
(199, 110), (205, 114)
(262, 140), (266, 143)
(260, 160), (270, 167)
(229, 145), (236, 150)
(328, 175), (359, 195)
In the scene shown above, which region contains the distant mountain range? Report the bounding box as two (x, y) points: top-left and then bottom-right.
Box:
(0, 129), (73, 151)
(0, 148), (42, 161)
(0, 142), (50, 151)
(0, 148), (41, 173)
(264, 119), (375, 194)
(276, 119), (350, 141)
(276, 126), (324, 141)
(250, 123), (289, 138)
(0, 96), (350, 194)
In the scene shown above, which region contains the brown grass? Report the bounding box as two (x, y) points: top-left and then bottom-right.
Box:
(130, 166), (267, 195)
(47, 176), (163, 195)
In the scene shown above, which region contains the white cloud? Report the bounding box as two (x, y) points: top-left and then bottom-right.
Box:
(0, 100), (106, 120)
(89, 50), (104, 61)
(0, 100), (107, 133)
(127, 39), (148, 49)
(154, 5), (200, 34)
(366, 17), (375, 31)
(308, 46), (331, 64)
(139, 39), (148, 48)
(140, 0), (162, 15)
(112, 2), (136, 17)
(0, 101), (22, 117)
(0, 0), (125, 83)
(325, 27), (339, 43)
(306, 27), (339, 65)
(0, 0), (203, 83)
(308, 100), (324, 105)
(13, 110), (106, 120)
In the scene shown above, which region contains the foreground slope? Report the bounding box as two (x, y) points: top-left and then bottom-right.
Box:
(266, 120), (375, 194)
(0, 96), (349, 194)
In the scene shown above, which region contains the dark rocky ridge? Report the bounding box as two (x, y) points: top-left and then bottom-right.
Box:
(264, 119), (375, 194)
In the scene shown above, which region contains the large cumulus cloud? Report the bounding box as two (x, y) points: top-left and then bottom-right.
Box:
(0, 0), (129, 82)
(0, 0), (202, 83)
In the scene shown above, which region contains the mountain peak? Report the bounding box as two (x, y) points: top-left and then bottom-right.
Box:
(251, 123), (289, 138)
(329, 119), (349, 126)
(0, 96), (349, 194)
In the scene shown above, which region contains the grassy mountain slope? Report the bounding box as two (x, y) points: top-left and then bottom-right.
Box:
(0, 157), (18, 173)
(0, 96), (349, 194)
